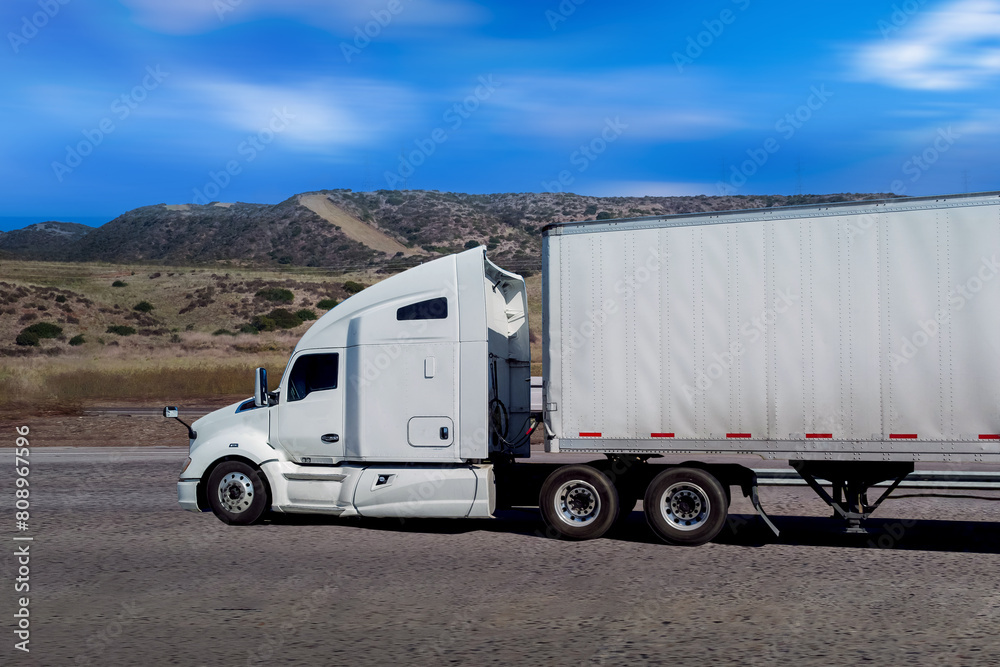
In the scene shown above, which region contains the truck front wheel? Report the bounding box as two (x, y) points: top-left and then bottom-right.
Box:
(644, 467), (727, 546)
(539, 465), (620, 540)
(206, 461), (269, 525)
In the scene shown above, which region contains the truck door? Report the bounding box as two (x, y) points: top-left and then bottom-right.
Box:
(271, 349), (345, 462)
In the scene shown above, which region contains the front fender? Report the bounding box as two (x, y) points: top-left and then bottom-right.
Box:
(182, 405), (287, 481)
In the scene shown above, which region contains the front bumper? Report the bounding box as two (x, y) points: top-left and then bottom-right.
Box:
(177, 480), (202, 512)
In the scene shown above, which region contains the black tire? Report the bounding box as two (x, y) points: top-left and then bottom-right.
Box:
(539, 464), (620, 540)
(206, 461), (269, 525)
(644, 467), (728, 546)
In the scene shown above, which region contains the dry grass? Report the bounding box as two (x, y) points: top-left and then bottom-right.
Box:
(0, 258), (545, 414)
(0, 349), (289, 414)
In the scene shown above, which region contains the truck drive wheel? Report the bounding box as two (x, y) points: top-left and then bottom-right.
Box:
(207, 461), (268, 525)
(539, 465), (620, 540)
(644, 467), (727, 546)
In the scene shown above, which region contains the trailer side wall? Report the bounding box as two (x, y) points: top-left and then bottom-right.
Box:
(542, 193), (1000, 461)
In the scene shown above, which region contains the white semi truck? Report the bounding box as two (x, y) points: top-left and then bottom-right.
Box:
(170, 191), (1000, 545)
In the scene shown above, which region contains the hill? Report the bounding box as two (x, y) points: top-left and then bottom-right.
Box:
(1, 190), (899, 271)
(0, 221), (93, 259)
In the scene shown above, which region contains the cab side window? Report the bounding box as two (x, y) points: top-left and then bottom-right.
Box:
(287, 353), (339, 402)
(397, 297), (448, 321)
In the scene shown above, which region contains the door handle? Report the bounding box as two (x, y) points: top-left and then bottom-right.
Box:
(321, 433), (340, 443)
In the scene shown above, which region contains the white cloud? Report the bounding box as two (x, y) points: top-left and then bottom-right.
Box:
(587, 181), (716, 197)
(486, 68), (745, 141)
(954, 108), (1000, 135)
(177, 77), (418, 152)
(119, 0), (489, 35)
(854, 0), (1000, 90)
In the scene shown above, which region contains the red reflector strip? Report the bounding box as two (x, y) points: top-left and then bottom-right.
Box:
(806, 433), (833, 439)
(650, 432), (675, 438)
(578, 432), (601, 437)
(726, 433), (751, 438)
(980, 434), (1000, 440)
(890, 433), (918, 439)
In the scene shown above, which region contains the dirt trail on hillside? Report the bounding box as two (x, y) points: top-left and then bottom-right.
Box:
(299, 194), (418, 256)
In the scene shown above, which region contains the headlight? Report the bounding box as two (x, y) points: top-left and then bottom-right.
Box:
(179, 457), (192, 475)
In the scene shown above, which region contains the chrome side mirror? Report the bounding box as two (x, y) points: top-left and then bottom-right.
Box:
(162, 406), (196, 440)
(254, 367), (269, 407)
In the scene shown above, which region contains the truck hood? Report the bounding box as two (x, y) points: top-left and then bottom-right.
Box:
(190, 399), (253, 451)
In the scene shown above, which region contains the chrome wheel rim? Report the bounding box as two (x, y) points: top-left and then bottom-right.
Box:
(660, 482), (710, 531)
(554, 480), (601, 526)
(218, 471), (254, 514)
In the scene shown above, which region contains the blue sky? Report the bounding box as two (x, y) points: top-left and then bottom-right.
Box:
(1, 0), (999, 230)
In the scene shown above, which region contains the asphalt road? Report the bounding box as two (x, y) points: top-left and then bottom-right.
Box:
(4, 447), (1000, 666)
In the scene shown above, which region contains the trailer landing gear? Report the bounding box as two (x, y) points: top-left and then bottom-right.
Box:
(791, 461), (914, 534)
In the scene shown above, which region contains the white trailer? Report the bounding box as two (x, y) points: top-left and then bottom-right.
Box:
(171, 191), (1000, 545)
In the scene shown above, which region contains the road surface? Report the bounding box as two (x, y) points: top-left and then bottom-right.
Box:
(3, 447), (1000, 665)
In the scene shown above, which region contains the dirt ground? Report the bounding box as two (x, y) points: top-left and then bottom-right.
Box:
(0, 397), (243, 448)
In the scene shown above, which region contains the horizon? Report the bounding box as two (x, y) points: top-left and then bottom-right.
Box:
(2, 1), (999, 231)
(0, 186), (914, 233)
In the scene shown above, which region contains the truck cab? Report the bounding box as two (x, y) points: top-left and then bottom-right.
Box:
(176, 247), (530, 523)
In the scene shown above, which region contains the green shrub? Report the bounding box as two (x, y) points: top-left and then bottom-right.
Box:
(584, 204), (598, 215)
(596, 211), (613, 220)
(316, 298), (339, 310)
(255, 287), (294, 303)
(250, 315), (277, 332)
(55, 295), (67, 303)
(23, 322), (63, 339)
(212, 328), (236, 336)
(133, 301), (154, 313)
(106, 325), (137, 336)
(295, 309), (317, 321)
(111, 280), (128, 287)
(238, 323), (260, 335)
(343, 280), (366, 294)
(267, 308), (302, 329)
(464, 240), (480, 249)
(69, 334), (85, 346)
(15, 331), (39, 347)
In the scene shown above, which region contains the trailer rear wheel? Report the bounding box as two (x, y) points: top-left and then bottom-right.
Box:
(644, 467), (727, 546)
(539, 465), (620, 540)
(207, 461), (268, 525)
